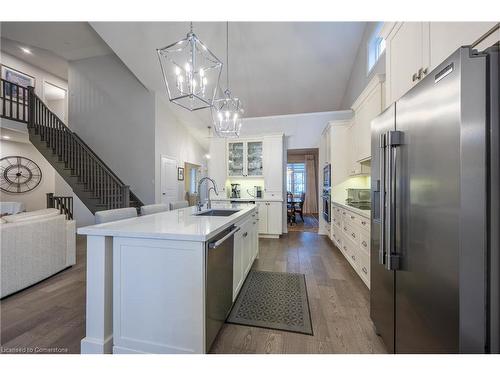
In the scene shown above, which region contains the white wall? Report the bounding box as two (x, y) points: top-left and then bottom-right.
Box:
(68, 54), (156, 204)
(154, 94), (207, 204)
(0, 139), (54, 211)
(239, 110), (353, 150)
(1, 52), (68, 121)
(341, 22), (386, 108)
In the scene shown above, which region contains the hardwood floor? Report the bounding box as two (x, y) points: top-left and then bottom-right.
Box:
(0, 232), (386, 354)
(210, 232), (386, 353)
(0, 236), (87, 354)
(287, 214), (319, 233)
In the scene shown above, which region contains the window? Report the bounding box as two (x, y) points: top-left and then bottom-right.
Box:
(287, 163), (306, 196)
(367, 23), (386, 74)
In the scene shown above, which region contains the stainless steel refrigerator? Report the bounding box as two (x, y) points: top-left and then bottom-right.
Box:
(370, 44), (499, 353)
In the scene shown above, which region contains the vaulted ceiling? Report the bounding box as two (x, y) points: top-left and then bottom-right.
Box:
(1, 22), (366, 144)
(91, 22), (366, 141)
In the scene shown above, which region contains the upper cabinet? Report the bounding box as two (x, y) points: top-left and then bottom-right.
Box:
(247, 141), (263, 177)
(382, 22), (498, 105)
(263, 134), (284, 198)
(350, 74), (385, 163)
(227, 140), (263, 177)
(384, 22), (428, 106)
(208, 137), (227, 195)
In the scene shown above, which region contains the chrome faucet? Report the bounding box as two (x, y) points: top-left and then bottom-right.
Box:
(197, 177), (219, 211)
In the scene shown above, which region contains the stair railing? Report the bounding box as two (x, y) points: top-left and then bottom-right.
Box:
(25, 86), (135, 210)
(47, 193), (74, 220)
(0, 78), (29, 123)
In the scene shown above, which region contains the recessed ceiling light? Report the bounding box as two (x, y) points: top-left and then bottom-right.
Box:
(2, 135), (11, 139)
(205, 154), (211, 159)
(20, 47), (32, 54)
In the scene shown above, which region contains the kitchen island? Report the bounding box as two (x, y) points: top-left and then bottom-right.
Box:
(77, 204), (258, 354)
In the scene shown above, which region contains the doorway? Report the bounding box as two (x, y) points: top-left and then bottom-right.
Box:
(286, 148), (319, 232)
(160, 155), (178, 209)
(184, 162), (202, 206)
(43, 81), (67, 123)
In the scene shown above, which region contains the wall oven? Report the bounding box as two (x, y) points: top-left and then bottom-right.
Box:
(322, 189), (331, 223)
(323, 164), (331, 188)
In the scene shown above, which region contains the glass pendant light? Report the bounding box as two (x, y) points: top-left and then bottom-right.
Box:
(211, 22), (244, 137)
(157, 22), (223, 111)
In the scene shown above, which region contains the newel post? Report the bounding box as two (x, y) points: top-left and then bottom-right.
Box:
(121, 185), (130, 208)
(46, 193), (54, 209)
(27, 86), (35, 130)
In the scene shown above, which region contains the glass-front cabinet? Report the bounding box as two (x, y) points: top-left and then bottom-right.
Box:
(246, 141), (263, 176)
(228, 142), (244, 176)
(227, 140), (263, 177)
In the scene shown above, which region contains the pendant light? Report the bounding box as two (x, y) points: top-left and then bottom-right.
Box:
(157, 22), (223, 111)
(211, 22), (244, 137)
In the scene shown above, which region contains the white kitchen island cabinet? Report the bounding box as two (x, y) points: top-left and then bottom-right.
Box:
(78, 204), (258, 354)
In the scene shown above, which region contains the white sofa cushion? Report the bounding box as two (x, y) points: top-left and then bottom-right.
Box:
(4, 209), (60, 223)
(1, 214), (68, 298)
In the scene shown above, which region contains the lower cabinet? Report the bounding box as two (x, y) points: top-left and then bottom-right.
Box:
(256, 201), (282, 236)
(233, 212), (259, 300)
(331, 203), (370, 288)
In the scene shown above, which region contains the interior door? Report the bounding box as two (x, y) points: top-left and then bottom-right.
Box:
(160, 156), (178, 208)
(370, 103), (396, 353)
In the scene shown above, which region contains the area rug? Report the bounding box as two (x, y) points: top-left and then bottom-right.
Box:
(227, 270), (313, 335)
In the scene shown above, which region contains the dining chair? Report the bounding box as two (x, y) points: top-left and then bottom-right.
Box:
(95, 207), (138, 224)
(294, 192), (306, 222)
(141, 203), (169, 215)
(169, 201), (189, 210)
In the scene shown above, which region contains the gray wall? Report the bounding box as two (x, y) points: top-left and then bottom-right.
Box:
(341, 22), (385, 108)
(68, 54), (156, 204)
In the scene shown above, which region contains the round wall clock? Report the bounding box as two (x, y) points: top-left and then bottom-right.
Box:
(0, 156), (42, 193)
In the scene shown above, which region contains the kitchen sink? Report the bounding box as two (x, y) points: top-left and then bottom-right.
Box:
(194, 209), (240, 217)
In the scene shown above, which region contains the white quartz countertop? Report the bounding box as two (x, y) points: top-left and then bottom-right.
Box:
(332, 200), (371, 219)
(212, 197), (283, 202)
(77, 204), (256, 242)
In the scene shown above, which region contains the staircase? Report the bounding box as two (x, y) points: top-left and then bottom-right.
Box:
(0, 79), (143, 214)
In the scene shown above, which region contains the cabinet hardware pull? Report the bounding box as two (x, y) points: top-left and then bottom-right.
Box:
(412, 72), (418, 82)
(344, 227), (347, 231)
(351, 255), (356, 261)
(350, 215), (355, 219)
(362, 241), (367, 247)
(351, 233), (356, 238)
(361, 221), (366, 225)
(362, 267), (367, 274)
(243, 232), (248, 237)
(343, 246), (347, 251)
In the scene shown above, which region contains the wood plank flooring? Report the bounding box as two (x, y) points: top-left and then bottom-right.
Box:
(210, 232), (386, 354)
(0, 232), (386, 354)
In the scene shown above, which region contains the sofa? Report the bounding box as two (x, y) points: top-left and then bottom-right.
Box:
(0, 208), (76, 298)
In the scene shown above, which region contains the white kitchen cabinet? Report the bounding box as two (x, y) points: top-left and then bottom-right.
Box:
(385, 22), (429, 106)
(351, 75), (384, 162)
(331, 202), (370, 288)
(256, 201), (282, 237)
(227, 140), (263, 177)
(329, 118), (352, 186)
(382, 22), (498, 105)
(208, 138), (227, 197)
(263, 134), (284, 198)
(256, 201), (268, 233)
(429, 22), (498, 71)
(266, 202), (282, 235)
(233, 214), (259, 300)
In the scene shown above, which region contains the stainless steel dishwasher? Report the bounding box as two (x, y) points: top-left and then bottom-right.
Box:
(205, 225), (240, 351)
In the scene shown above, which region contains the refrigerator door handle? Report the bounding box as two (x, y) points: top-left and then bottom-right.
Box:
(386, 130), (403, 271)
(379, 133), (386, 265)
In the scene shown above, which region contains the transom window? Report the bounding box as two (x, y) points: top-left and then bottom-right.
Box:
(367, 23), (386, 74)
(287, 163), (305, 196)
